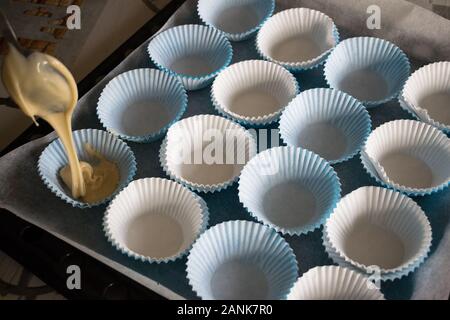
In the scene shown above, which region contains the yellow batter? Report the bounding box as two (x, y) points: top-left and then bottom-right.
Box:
(2, 44), (119, 203)
(60, 144), (119, 204)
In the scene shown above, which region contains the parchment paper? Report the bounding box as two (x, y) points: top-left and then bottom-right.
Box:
(0, 0), (449, 300)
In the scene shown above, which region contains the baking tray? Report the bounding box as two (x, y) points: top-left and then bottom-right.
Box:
(0, 0), (449, 300)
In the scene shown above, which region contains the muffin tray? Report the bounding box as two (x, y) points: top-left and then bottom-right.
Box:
(0, 0), (449, 300)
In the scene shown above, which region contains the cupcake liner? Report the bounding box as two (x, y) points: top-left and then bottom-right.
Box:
(103, 178), (209, 263)
(322, 232), (419, 281)
(400, 61), (450, 133)
(97, 68), (188, 143)
(279, 88), (372, 164)
(287, 265), (384, 300)
(324, 37), (410, 107)
(256, 8), (340, 71)
(160, 115), (257, 193)
(238, 146), (341, 235)
(324, 186), (432, 281)
(361, 119), (450, 196)
(211, 60), (299, 126)
(38, 129), (137, 209)
(147, 24), (232, 90)
(197, 0), (275, 42)
(186, 220), (298, 300)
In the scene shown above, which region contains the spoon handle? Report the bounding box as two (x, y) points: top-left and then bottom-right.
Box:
(0, 9), (31, 56)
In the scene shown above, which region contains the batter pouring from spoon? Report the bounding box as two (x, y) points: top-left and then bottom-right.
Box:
(2, 44), (119, 203)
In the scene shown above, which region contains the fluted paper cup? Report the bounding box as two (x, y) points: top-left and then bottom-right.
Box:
(324, 186), (432, 280)
(212, 60), (299, 126)
(361, 119), (450, 196)
(287, 266), (384, 300)
(186, 220), (298, 300)
(322, 232), (417, 281)
(160, 115), (257, 193)
(400, 61), (450, 133)
(197, 0), (275, 42)
(324, 37), (410, 107)
(147, 24), (232, 90)
(103, 178), (209, 263)
(279, 88), (371, 164)
(38, 129), (137, 208)
(257, 8), (339, 71)
(97, 68), (187, 143)
(239, 146), (341, 235)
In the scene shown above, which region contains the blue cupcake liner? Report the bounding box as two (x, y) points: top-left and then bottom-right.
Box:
(322, 187), (432, 281)
(38, 129), (137, 209)
(287, 265), (385, 300)
(279, 88), (372, 164)
(323, 232), (431, 282)
(197, 0), (275, 42)
(211, 60), (300, 126)
(256, 8), (340, 72)
(147, 24), (233, 90)
(238, 146), (342, 235)
(186, 220), (299, 300)
(360, 120), (450, 196)
(159, 115), (257, 193)
(97, 68), (188, 143)
(103, 178), (209, 264)
(399, 62), (450, 134)
(324, 37), (411, 107)
(398, 96), (450, 134)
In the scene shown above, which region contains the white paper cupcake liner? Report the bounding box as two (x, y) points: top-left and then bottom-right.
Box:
(160, 115), (257, 193)
(103, 178), (209, 263)
(211, 60), (299, 126)
(324, 186), (432, 281)
(287, 265), (385, 300)
(324, 37), (410, 107)
(147, 24), (233, 90)
(197, 0), (275, 42)
(97, 68), (187, 143)
(361, 119), (450, 196)
(238, 146), (341, 235)
(322, 232), (419, 282)
(400, 61), (450, 133)
(186, 220), (298, 300)
(38, 129), (137, 209)
(279, 88), (371, 164)
(256, 8), (340, 71)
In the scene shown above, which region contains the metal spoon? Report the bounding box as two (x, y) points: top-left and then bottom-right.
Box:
(1, 9), (31, 109)
(0, 9), (32, 57)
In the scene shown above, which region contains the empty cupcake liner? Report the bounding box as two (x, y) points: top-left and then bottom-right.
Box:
(238, 146), (341, 235)
(197, 0), (275, 42)
(256, 8), (340, 71)
(279, 88), (372, 164)
(322, 232), (418, 282)
(97, 68), (188, 143)
(103, 178), (209, 263)
(324, 186), (432, 281)
(160, 115), (257, 193)
(361, 119), (450, 196)
(38, 129), (137, 209)
(211, 60), (299, 126)
(147, 24), (233, 90)
(400, 61), (450, 133)
(287, 265), (385, 300)
(186, 220), (298, 300)
(324, 37), (411, 107)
